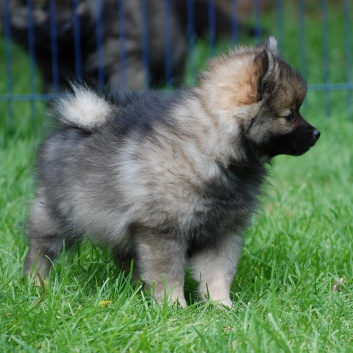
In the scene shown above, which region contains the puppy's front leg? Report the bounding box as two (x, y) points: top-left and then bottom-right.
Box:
(190, 234), (243, 308)
(136, 231), (187, 307)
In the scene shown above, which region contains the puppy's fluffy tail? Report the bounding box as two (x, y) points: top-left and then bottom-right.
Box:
(55, 85), (113, 132)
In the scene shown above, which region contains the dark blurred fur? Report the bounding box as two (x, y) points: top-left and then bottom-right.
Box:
(174, 0), (269, 39)
(25, 38), (320, 307)
(3, 0), (269, 93)
(5, 0), (187, 92)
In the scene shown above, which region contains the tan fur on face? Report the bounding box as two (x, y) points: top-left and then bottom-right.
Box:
(200, 52), (263, 110)
(198, 38), (283, 115)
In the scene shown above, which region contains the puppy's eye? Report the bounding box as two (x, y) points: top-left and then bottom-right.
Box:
(285, 114), (297, 123)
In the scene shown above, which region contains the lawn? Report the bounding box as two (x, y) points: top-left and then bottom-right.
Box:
(1, 2), (353, 352)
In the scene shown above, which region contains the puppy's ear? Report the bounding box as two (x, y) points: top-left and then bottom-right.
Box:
(259, 36), (279, 56)
(254, 46), (278, 100)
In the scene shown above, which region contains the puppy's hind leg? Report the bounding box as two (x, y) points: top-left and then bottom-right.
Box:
(190, 234), (243, 308)
(25, 197), (74, 284)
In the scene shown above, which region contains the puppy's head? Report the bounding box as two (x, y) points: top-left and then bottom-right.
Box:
(200, 37), (320, 158)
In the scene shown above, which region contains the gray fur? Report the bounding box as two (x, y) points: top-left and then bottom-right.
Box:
(6, 0), (187, 92)
(25, 39), (320, 307)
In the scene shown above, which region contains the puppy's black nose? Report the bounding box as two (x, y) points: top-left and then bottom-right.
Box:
(312, 129), (320, 140)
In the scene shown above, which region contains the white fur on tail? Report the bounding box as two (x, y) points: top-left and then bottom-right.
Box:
(56, 85), (112, 130)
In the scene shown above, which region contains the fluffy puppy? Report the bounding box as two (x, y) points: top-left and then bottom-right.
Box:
(5, 0), (187, 92)
(25, 37), (320, 307)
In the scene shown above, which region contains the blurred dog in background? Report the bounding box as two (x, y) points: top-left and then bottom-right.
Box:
(1, 0), (270, 93)
(3, 0), (187, 92)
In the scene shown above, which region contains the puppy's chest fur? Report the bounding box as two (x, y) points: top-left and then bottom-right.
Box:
(124, 134), (267, 247)
(178, 160), (266, 245)
(100, 93), (269, 246)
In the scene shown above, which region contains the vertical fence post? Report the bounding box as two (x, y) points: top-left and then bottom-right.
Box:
(322, 0), (330, 117)
(3, 0), (14, 123)
(96, 0), (105, 86)
(164, 0), (173, 88)
(118, 0), (127, 90)
(187, 0), (195, 85)
(276, 0), (284, 52)
(49, 0), (60, 93)
(299, 0), (307, 80)
(27, 0), (37, 118)
(254, 0), (262, 41)
(208, 0), (216, 56)
(231, 0), (238, 44)
(73, 0), (83, 82)
(141, 0), (150, 88)
(344, 0), (352, 113)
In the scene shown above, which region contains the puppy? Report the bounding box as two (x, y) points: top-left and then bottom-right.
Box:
(6, 0), (187, 92)
(25, 37), (320, 307)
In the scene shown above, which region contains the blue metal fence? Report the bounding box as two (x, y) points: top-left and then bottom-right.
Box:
(0, 0), (352, 120)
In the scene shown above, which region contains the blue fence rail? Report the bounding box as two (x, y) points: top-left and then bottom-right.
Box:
(0, 0), (352, 120)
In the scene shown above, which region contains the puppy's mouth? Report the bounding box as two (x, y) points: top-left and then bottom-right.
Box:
(299, 128), (321, 154)
(261, 127), (321, 157)
(287, 128), (321, 156)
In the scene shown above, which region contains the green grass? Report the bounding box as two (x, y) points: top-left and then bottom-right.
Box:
(1, 3), (353, 352)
